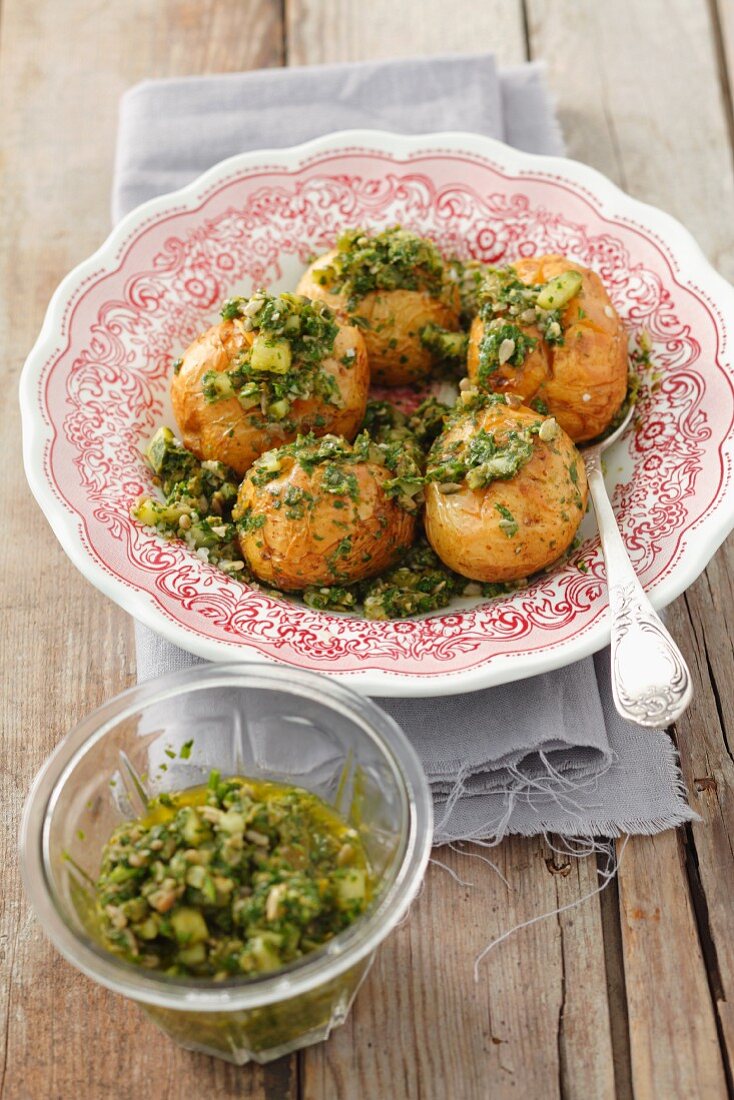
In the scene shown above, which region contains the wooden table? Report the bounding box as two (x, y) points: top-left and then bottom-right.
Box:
(2, 2), (733, 1096)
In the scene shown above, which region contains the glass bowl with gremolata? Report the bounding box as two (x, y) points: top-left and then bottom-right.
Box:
(20, 664), (432, 1064)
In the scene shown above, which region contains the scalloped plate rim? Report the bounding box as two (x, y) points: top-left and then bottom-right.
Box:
(19, 128), (734, 696)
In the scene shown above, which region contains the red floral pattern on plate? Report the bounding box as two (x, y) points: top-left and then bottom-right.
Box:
(29, 143), (734, 685)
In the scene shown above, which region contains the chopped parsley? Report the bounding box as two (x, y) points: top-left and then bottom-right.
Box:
(419, 323), (468, 363)
(303, 585), (359, 613)
(473, 263), (584, 386)
(312, 226), (454, 310)
(495, 503), (518, 538)
(449, 258), (490, 322)
(245, 428), (425, 517)
(301, 536), (523, 621)
(477, 321), (538, 385)
(237, 511), (267, 534)
(427, 415), (536, 491)
(132, 428), (248, 579)
(202, 291), (339, 424)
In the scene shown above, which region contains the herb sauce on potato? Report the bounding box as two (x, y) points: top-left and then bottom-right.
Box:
(424, 393), (588, 582)
(296, 227), (462, 387)
(171, 292), (369, 476)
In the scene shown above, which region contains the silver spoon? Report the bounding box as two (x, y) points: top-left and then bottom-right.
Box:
(583, 404), (693, 727)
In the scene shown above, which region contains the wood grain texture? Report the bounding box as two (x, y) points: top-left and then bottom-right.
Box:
(302, 838), (615, 1100)
(668, 555), (734, 1072)
(618, 831), (728, 1098)
(711, 0), (734, 162)
(0, 2), (289, 1098)
(526, 1), (734, 1094)
(285, 0), (526, 67)
(525, 0), (734, 274)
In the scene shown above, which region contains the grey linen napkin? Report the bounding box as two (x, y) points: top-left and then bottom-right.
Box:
(115, 54), (695, 842)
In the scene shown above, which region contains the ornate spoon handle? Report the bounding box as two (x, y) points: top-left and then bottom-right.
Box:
(585, 451), (693, 727)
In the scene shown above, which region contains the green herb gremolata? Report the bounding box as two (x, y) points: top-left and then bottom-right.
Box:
(96, 772), (371, 979)
(202, 291), (340, 423)
(133, 397), (532, 620)
(475, 265), (581, 387)
(244, 428), (424, 516)
(426, 402), (538, 491)
(132, 427), (246, 578)
(313, 226), (453, 310)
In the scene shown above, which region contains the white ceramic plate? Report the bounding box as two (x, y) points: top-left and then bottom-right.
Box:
(20, 130), (734, 695)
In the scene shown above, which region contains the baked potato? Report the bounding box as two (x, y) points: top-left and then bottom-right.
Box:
(296, 227), (462, 387)
(467, 255), (628, 442)
(171, 291), (369, 476)
(424, 393), (588, 582)
(233, 434), (416, 591)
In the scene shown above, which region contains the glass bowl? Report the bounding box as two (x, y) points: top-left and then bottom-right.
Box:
(20, 663), (432, 1065)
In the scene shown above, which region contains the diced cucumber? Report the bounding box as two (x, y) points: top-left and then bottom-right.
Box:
(147, 426), (176, 473)
(171, 906), (209, 945)
(256, 450), (283, 476)
(267, 399), (290, 420)
(185, 865), (207, 890)
(201, 875), (217, 904)
(238, 381), (260, 409)
(107, 863), (140, 884)
(336, 868), (366, 906)
(133, 499), (190, 528)
(420, 323), (468, 361)
(178, 942), (207, 966)
(536, 271), (582, 311)
(136, 917), (159, 941)
(201, 369), (236, 402)
(133, 498), (164, 527)
(180, 809), (207, 847)
(250, 335), (292, 374)
(218, 811), (245, 835)
(123, 897), (149, 922)
(249, 934), (283, 972)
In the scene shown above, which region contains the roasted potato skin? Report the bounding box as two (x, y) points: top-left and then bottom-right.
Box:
(424, 402), (588, 583)
(234, 455), (415, 591)
(297, 249), (461, 387)
(170, 317), (369, 476)
(467, 255), (628, 442)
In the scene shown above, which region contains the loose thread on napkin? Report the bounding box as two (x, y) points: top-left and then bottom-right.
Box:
(448, 843), (511, 890)
(472, 836), (629, 981)
(432, 748), (617, 845)
(425, 833), (628, 977)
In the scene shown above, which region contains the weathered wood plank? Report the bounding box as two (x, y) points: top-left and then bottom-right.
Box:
(0, 2), (289, 1098)
(618, 832), (728, 1098)
(302, 838), (615, 1100)
(526, 1), (734, 1092)
(597, 873), (634, 1100)
(667, 554), (734, 1072)
(525, 0), (734, 273)
(710, 0), (734, 161)
(551, 846), (617, 1099)
(285, 0), (526, 67)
